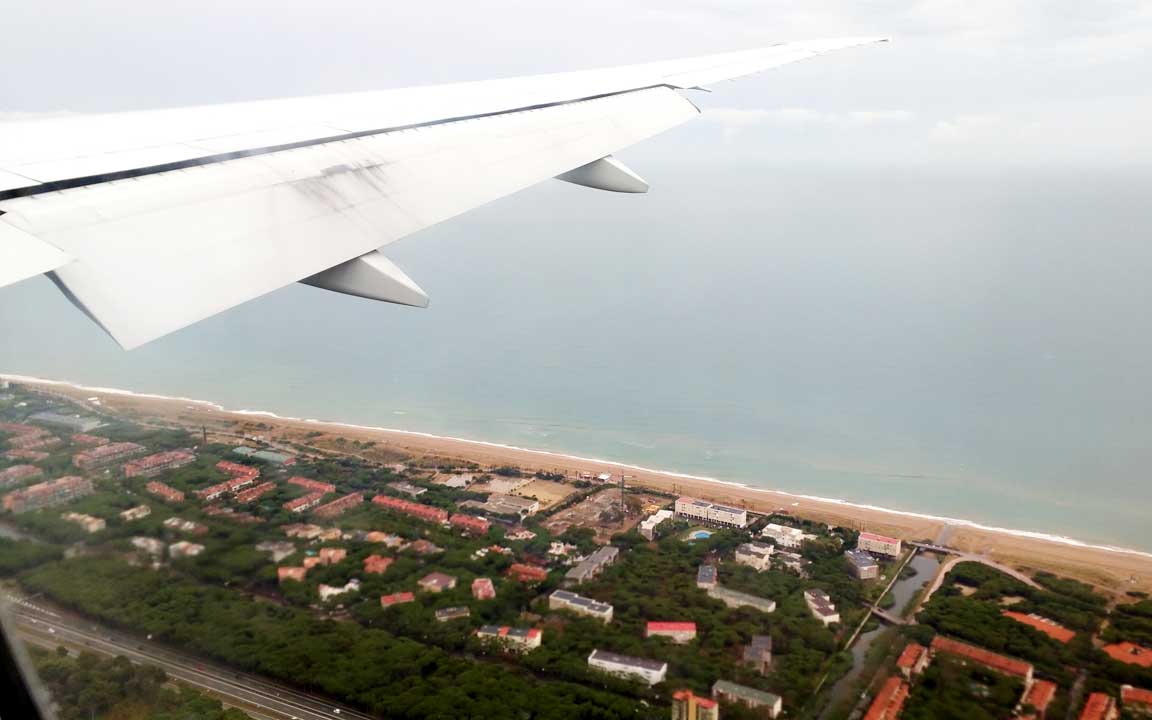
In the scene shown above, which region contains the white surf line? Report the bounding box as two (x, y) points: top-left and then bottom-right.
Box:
(4, 371), (1152, 562)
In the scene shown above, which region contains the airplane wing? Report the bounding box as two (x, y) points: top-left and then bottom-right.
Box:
(0, 37), (887, 349)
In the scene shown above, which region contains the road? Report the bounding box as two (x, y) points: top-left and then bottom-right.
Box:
(913, 553), (1042, 614)
(6, 594), (375, 720)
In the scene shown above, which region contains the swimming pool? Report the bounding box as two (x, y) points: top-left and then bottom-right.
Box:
(688, 530), (712, 541)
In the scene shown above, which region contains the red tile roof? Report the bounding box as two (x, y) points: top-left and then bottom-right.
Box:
(864, 676), (909, 720)
(145, 480), (185, 502)
(313, 492), (363, 518)
(288, 476), (336, 494)
(646, 621), (697, 633)
(1003, 611), (1076, 644)
(671, 689), (717, 709)
(896, 642), (928, 670)
(235, 481), (276, 503)
(381, 592), (415, 607)
(1103, 642), (1152, 668)
(363, 555), (393, 574)
(860, 531), (900, 544)
(931, 636), (1033, 679)
(507, 563), (548, 582)
(449, 512), (491, 534)
(1022, 679), (1058, 715)
(371, 494), (449, 524)
(1079, 692), (1116, 720)
(1122, 685), (1152, 708)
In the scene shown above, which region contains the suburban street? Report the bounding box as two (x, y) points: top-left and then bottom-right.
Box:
(5, 593), (375, 720)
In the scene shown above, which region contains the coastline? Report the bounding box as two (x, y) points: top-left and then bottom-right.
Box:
(5, 371), (1152, 594)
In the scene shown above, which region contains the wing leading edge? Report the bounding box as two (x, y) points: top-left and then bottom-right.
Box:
(0, 37), (888, 348)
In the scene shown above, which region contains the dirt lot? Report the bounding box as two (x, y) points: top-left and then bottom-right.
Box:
(543, 488), (669, 543)
(515, 479), (576, 508)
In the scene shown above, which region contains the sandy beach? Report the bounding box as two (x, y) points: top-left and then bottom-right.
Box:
(8, 373), (1152, 595)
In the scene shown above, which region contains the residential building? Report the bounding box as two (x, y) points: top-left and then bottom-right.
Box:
(380, 592), (416, 608)
(505, 528), (537, 541)
(387, 481), (427, 498)
(131, 536), (166, 560)
(4, 450), (49, 462)
(476, 625), (542, 652)
(696, 565), (718, 589)
(282, 523), (325, 539)
(712, 680), (783, 718)
(706, 586), (776, 614)
(145, 480), (184, 503)
(472, 577), (496, 600)
(163, 517), (208, 535)
(804, 589), (840, 626)
(216, 461), (260, 481)
(734, 542), (774, 571)
(742, 635), (773, 675)
(1003, 611), (1075, 644)
(845, 549), (880, 580)
(284, 492), (325, 513)
(775, 551), (811, 576)
(1121, 685), (1152, 715)
(119, 504), (151, 521)
(646, 622), (697, 644)
(3, 476), (93, 513)
(406, 539), (443, 556)
(7, 434), (61, 451)
(29, 411), (102, 433)
(303, 557), (322, 569)
(1080, 693), (1119, 720)
(1020, 679), (1058, 719)
(196, 480), (234, 502)
(1103, 642), (1152, 668)
(70, 434), (108, 447)
(671, 689), (719, 720)
(564, 546), (620, 585)
(168, 541), (205, 559)
(550, 589), (614, 622)
(371, 494), (449, 524)
(278, 566), (307, 583)
(507, 563), (549, 583)
(418, 572), (457, 593)
(235, 481), (276, 504)
(365, 531), (405, 547)
(287, 476), (335, 494)
(449, 512), (492, 535)
(0, 464), (42, 488)
(930, 636), (1034, 683)
(639, 509), (674, 540)
(435, 606), (471, 622)
(61, 512), (105, 533)
(318, 547), (347, 565)
(363, 554), (393, 574)
(122, 449), (196, 478)
(232, 447), (295, 465)
(863, 676), (909, 720)
(896, 643), (929, 678)
(319, 579), (361, 602)
(74, 442), (145, 470)
(313, 492), (363, 518)
(588, 649), (667, 686)
(857, 532), (902, 558)
(203, 505), (260, 524)
(760, 523), (815, 549)
(674, 497), (748, 529)
(255, 541), (296, 562)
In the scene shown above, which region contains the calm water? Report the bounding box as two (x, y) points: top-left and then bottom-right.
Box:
(2, 157), (1151, 550)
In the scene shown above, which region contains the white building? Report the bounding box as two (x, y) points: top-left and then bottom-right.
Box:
(476, 625), (542, 652)
(858, 532), (902, 557)
(131, 536), (166, 559)
(674, 497), (747, 529)
(318, 579), (361, 602)
(761, 523), (816, 549)
(587, 649), (668, 686)
(549, 589), (614, 623)
(564, 546), (620, 585)
(804, 589), (840, 626)
(168, 541), (205, 559)
(735, 542), (775, 571)
(119, 505), (151, 522)
(61, 512), (105, 533)
(638, 509), (674, 540)
(713, 680), (783, 718)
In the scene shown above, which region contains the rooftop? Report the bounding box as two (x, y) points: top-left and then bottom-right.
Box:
(1003, 611), (1076, 644)
(896, 642), (927, 670)
(931, 636), (1033, 678)
(1103, 641), (1152, 668)
(713, 679), (783, 707)
(588, 649), (667, 673)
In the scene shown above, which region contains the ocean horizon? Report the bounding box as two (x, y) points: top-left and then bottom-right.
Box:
(2, 157), (1151, 552)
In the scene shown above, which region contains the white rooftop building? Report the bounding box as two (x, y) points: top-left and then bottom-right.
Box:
(587, 649), (668, 686)
(735, 542), (775, 571)
(761, 523), (817, 549)
(804, 589), (840, 626)
(638, 509), (674, 540)
(674, 497), (747, 529)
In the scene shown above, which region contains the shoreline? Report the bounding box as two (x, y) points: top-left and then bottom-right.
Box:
(5, 371), (1152, 593)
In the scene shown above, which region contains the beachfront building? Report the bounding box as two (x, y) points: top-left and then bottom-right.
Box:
(696, 565), (718, 589)
(857, 532), (902, 558)
(549, 589), (614, 623)
(638, 509), (674, 540)
(477, 625), (542, 652)
(712, 680), (783, 718)
(804, 589), (840, 626)
(122, 449), (196, 478)
(645, 621), (697, 644)
(587, 650), (667, 686)
(760, 522), (816, 549)
(735, 541), (775, 571)
(845, 549), (880, 580)
(863, 676), (909, 720)
(74, 442), (145, 470)
(564, 546), (620, 585)
(3, 476), (93, 513)
(672, 689), (719, 720)
(146, 480), (185, 503)
(742, 635), (773, 675)
(674, 497), (748, 529)
(435, 606), (471, 623)
(707, 585), (776, 614)
(0, 464), (42, 488)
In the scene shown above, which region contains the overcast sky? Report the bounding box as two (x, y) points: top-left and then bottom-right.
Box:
(3, 0), (1150, 167)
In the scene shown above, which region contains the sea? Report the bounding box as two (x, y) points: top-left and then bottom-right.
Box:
(2, 149), (1150, 553)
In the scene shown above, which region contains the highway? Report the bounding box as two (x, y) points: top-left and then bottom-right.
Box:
(6, 593), (375, 720)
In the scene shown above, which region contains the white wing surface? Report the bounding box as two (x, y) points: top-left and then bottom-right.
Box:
(0, 37), (887, 348)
